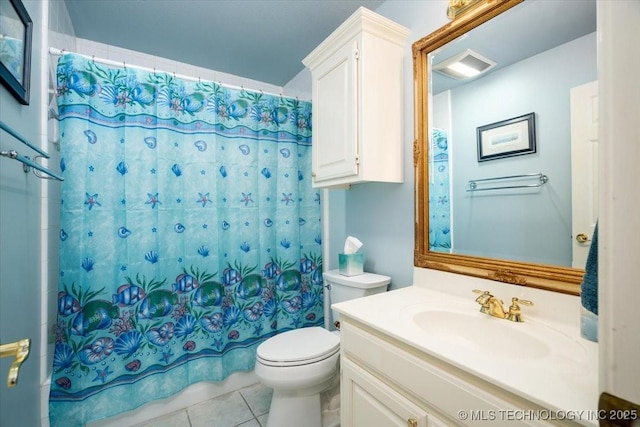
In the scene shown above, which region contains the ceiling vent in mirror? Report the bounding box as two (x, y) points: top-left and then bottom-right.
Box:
(433, 49), (496, 80)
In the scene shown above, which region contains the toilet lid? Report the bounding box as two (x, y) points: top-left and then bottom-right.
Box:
(322, 270), (391, 288)
(257, 327), (340, 366)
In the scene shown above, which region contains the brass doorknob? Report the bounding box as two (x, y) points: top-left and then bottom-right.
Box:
(576, 233), (591, 243)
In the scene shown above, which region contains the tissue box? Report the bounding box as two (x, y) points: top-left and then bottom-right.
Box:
(338, 253), (364, 276)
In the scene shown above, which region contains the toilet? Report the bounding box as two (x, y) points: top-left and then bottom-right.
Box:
(255, 269), (391, 427)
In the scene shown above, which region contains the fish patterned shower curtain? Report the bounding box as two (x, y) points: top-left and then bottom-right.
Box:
(429, 128), (452, 251)
(49, 53), (322, 426)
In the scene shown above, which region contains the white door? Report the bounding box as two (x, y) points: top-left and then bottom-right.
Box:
(570, 80), (598, 268)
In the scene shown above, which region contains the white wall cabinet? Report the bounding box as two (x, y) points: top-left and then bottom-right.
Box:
(340, 318), (571, 427)
(302, 7), (409, 188)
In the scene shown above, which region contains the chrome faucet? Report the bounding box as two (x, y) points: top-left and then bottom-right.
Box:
(473, 290), (533, 322)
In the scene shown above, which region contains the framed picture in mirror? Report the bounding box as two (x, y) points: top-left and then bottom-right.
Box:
(477, 112), (536, 162)
(0, 0), (33, 105)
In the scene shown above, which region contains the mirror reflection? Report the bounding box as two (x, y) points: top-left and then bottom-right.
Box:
(427, 0), (596, 268)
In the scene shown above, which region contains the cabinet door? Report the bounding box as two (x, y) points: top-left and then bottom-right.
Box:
(311, 38), (359, 185)
(342, 358), (429, 427)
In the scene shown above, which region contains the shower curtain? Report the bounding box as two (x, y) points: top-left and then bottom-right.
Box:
(49, 53), (322, 426)
(429, 128), (451, 251)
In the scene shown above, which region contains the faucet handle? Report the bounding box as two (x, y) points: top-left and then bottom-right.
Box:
(472, 289), (492, 298)
(506, 297), (534, 322)
(472, 289), (493, 314)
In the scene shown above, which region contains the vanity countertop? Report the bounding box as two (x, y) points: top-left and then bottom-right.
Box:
(332, 269), (599, 426)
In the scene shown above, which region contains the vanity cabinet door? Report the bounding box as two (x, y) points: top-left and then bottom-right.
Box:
(340, 319), (564, 427)
(342, 358), (430, 427)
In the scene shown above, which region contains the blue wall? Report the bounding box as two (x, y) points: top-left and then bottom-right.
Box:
(0, 1), (45, 425)
(323, 3), (596, 286)
(450, 33), (596, 266)
(321, 1), (451, 289)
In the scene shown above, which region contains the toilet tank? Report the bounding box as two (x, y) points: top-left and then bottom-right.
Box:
(323, 269), (391, 329)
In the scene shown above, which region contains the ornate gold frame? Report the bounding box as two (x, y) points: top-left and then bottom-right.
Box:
(413, 0), (584, 295)
(447, 0), (484, 19)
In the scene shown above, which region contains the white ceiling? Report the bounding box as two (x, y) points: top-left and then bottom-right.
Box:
(63, 0), (385, 87)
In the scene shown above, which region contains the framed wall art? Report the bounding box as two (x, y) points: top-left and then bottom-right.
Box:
(477, 112), (536, 162)
(0, 0), (33, 105)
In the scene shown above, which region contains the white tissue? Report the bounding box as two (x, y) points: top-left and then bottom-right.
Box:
(343, 236), (363, 254)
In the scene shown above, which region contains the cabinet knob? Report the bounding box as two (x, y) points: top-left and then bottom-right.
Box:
(407, 419), (418, 427)
(311, 172), (316, 178)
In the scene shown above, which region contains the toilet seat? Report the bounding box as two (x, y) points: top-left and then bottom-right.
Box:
(256, 327), (340, 367)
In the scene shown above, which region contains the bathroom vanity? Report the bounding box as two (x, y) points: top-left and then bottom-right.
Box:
(333, 269), (599, 427)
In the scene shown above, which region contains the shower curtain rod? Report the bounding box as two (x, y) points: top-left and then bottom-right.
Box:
(48, 47), (295, 100)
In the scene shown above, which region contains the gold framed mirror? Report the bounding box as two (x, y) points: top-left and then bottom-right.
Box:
(413, 0), (593, 295)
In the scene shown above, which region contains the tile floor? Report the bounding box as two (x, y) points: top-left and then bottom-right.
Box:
(132, 383), (273, 427)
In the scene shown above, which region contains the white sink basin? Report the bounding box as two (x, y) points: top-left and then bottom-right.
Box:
(406, 302), (589, 371)
(413, 309), (550, 359)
